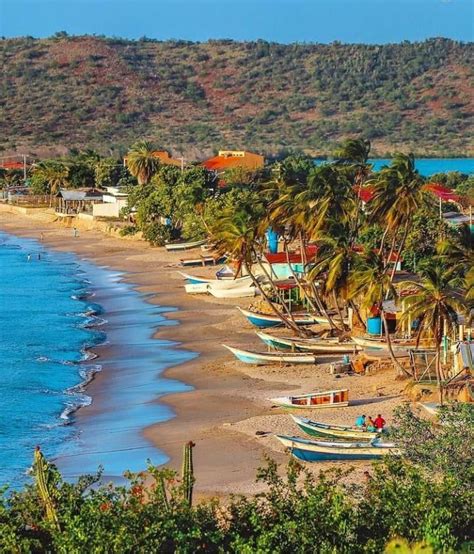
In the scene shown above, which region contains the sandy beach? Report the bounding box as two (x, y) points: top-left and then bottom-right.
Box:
(0, 208), (407, 496)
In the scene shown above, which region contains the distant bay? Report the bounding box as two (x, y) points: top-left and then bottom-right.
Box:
(369, 158), (474, 176)
(316, 158), (474, 176)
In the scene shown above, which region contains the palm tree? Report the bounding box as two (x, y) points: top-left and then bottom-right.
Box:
(32, 161), (69, 206)
(348, 248), (410, 376)
(369, 153), (429, 278)
(309, 221), (365, 330)
(399, 264), (467, 404)
(436, 223), (473, 275)
(126, 140), (160, 185)
(265, 162), (339, 330)
(333, 138), (372, 246)
(333, 138), (371, 167)
(209, 207), (302, 334)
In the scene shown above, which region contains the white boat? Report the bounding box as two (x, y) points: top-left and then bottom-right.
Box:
(223, 344), (317, 365)
(276, 435), (399, 461)
(269, 389), (349, 409)
(314, 315), (349, 326)
(209, 286), (259, 299)
(184, 283), (209, 294)
(178, 272), (253, 289)
(165, 239), (207, 251)
(256, 331), (360, 354)
(351, 335), (430, 352)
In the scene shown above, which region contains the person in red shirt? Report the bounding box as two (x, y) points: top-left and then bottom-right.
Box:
(374, 414), (386, 431)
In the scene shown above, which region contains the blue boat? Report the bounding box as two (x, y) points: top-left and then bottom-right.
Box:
(275, 435), (399, 461)
(237, 307), (319, 328)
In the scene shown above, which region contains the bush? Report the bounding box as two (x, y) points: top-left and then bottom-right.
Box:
(142, 223), (171, 246)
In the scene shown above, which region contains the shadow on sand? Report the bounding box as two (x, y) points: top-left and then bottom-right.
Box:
(350, 394), (399, 407)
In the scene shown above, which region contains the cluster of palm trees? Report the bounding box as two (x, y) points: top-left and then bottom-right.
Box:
(210, 140), (472, 395)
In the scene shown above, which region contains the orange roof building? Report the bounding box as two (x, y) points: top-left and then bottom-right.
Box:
(151, 151), (183, 168)
(201, 150), (264, 172)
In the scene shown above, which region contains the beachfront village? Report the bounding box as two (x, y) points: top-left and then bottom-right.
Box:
(1, 138), (473, 551)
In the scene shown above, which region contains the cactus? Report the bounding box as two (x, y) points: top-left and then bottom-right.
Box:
(181, 441), (195, 507)
(33, 447), (60, 530)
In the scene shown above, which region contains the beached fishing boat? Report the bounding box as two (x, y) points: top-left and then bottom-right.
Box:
(313, 315), (350, 326)
(275, 435), (399, 461)
(352, 335), (429, 352)
(184, 282), (209, 294)
(269, 389), (349, 409)
(291, 415), (379, 440)
(165, 239), (207, 251)
(178, 272), (252, 288)
(237, 307), (319, 328)
(209, 286), (259, 299)
(223, 344), (317, 365)
(256, 331), (360, 354)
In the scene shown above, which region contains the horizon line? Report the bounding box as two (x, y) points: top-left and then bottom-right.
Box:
(1, 33), (472, 47)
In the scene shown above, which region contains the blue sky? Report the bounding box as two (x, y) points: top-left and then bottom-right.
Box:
(1, 0), (472, 43)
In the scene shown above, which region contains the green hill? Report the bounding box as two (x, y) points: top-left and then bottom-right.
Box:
(1, 35), (472, 159)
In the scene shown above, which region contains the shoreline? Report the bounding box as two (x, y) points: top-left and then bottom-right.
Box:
(0, 208), (407, 496)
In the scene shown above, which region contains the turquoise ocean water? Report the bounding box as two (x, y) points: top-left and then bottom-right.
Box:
(0, 232), (194, 488)
(369, 158), (474, 175)
(315, 158), (474, 175)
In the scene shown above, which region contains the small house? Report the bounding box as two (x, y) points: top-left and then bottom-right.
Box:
(92, 186), (129, 218)
(56, 189), (104, 215)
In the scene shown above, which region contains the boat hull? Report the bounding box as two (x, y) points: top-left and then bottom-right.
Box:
(223, 344), (317, 365)
(209, 286), (259, 299)
(291, 416), (379, 440)
(276, 435), (398, 461)
(238, 307), (318, 329)
(351, 335), (426, 352)
(270, 389), (349, 409)
(256, 331), (359, 353)
(179, 272), (252, 289)
(184, 283), (209, 294)
(165, 239), (207, 251)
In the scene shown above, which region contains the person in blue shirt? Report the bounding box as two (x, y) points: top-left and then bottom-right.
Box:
(355, 415), (366, 428)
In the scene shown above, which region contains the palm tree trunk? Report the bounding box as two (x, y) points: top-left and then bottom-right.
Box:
(283, 240), (320, 315)
(436, 341), (444, 406)
(384, 231), (399, 273)
(379, 223), (391, 254)
(381, 310), (411, 377)
(243, 260), (302, 335)
(349, 299), (365, 328)
(333, 290), (347, 330)
(389, 224), (409, 283)
(308, 279), (340, 332)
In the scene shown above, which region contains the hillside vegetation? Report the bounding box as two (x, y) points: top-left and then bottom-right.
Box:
(1, 35), (473, 158)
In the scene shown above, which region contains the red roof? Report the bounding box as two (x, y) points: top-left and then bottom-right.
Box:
(354, 183), (461, 205)
(0, 161), (24, 170)
(265, 245), (318, 265)
(423, 183), (461, 203)
(354, 185), (375, 203)
(202, 156), (245, 171)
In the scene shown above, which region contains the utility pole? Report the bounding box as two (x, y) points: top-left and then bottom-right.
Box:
(23, 154), (27, 182)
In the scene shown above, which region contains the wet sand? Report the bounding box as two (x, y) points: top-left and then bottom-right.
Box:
(0, 209), (406, 496)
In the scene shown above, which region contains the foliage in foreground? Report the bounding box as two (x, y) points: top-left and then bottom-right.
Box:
(1, 405), (473, 553)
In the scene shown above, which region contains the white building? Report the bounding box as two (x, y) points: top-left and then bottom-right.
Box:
(92, 187), (128, 218)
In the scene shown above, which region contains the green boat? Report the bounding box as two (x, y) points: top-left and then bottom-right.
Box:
(291, 415), (380, 440)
